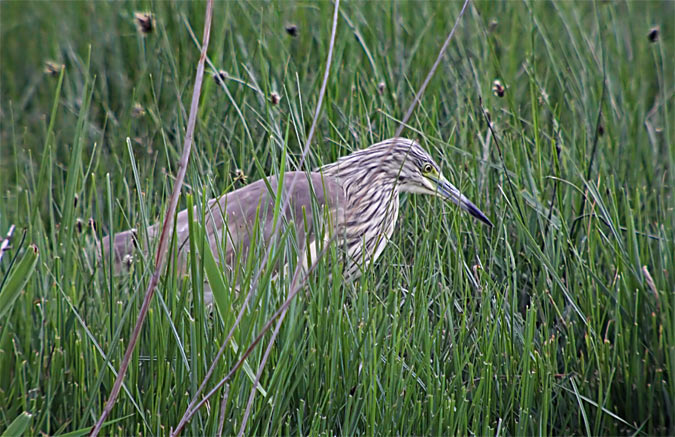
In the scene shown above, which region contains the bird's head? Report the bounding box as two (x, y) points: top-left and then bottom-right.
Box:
(366, 138), (494, 227)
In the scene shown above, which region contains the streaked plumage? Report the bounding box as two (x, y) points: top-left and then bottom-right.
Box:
(102, 137), (492, 293)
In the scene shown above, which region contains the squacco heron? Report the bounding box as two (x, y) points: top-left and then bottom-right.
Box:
(102, 138), (492, 292)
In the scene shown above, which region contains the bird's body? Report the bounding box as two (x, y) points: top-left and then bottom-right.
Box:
(102, 138), (492, 288)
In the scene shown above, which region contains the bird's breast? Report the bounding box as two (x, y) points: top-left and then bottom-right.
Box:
(342, 183), (400, 269)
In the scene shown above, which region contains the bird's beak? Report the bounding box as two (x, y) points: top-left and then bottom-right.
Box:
(430, 175), (494, 227)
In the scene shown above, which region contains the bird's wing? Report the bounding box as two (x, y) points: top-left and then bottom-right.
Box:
(194, 171), (347, 275)
(101, 171), (346, 276)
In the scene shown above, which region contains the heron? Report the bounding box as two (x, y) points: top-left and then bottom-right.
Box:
(102, 137), (492, 297)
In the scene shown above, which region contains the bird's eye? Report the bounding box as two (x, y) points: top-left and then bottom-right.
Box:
(423, 163), (433, 173)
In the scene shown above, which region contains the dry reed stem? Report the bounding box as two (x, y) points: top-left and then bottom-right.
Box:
(89, 0), (214, 435)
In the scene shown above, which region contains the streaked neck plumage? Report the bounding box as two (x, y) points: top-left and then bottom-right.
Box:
(319, 145), (404, 276)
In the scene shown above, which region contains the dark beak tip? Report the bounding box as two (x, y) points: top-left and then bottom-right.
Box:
(476, 214), (494, 228)
(439, 181), (493, 228)
(464, 202), (494, 228)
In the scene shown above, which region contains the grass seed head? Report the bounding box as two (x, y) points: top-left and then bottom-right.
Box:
(44, 61), (64, 76)
(488, 19), (498, 32)
(648, 26), (659, 42)
(270, 91), (281, 105)
(285, 24), (298, 37)
(233, 168), (247, 184)
(134, 12), (154, 35)
(131, 103), (145, 118)
(492, 79), (505, 97)
(377, 81), (385, 95)
(213, 69), (228, 86)
(123, 254), (134, 269)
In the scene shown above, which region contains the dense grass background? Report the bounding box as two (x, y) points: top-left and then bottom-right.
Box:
(1, 0), (673, 435)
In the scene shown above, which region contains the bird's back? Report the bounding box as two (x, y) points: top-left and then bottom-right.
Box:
(101, 171), (348, 277)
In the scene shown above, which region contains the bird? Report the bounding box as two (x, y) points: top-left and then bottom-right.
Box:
(102, 137), (492, 298)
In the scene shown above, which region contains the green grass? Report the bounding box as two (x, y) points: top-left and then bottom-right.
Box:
(1, 0), (673, 435)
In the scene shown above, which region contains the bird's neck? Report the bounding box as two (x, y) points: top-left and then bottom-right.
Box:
(320, 162), (401, 264)
(320, 163), (400, 211)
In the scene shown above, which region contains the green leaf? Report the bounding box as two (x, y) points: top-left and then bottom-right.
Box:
(1, 411), (32, 437)
(0, 244), (39, 321)
(188, 205), (267, 398)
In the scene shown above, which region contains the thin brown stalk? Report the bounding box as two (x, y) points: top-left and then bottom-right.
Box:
(394, 0), (471, 138)
(216, 383), (230, 437)
(172, 1), (341, 433)
(89, 1), (214, 435)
